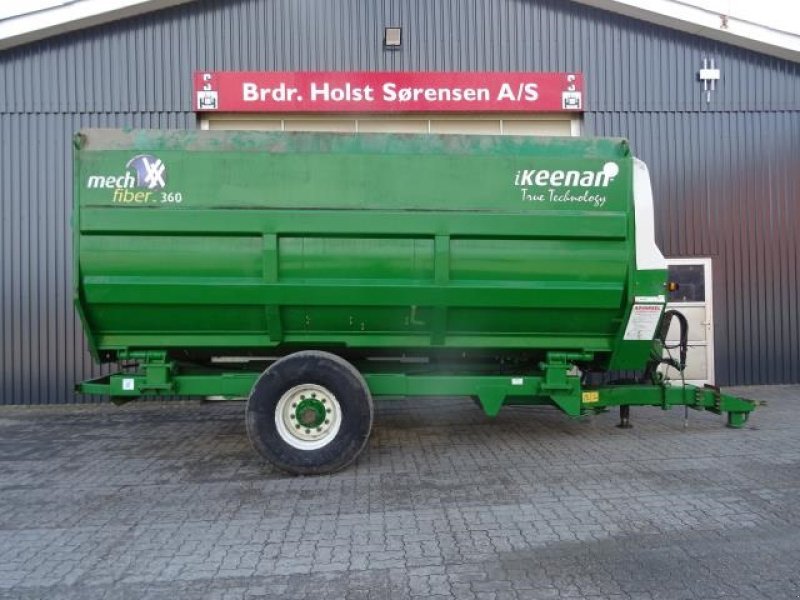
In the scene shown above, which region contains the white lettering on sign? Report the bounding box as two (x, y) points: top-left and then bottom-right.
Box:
(496, 82), (539, 101)
(310, 82), (376, 102)
(623, 304), (664, 341)
(196, 71), (585, 113)
(382, 83), (492, 102)
(514, 163), (619, 189)
(243, 82), (302, 102)
(513, 162), (619, 209)
(87, 173), (136, 189)
(230, 78), (561, 108)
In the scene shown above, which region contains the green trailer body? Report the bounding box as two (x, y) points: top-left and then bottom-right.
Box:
(73, 129), (756, 474)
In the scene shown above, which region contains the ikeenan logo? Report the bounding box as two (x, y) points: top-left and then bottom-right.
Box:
(513, 161), (619, 208)
(514, 161), (619, 189)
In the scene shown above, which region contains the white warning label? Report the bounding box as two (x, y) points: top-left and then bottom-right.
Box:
(623, 304), (663, 341)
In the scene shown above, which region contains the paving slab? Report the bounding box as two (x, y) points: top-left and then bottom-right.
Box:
(0, 385), (798, 599)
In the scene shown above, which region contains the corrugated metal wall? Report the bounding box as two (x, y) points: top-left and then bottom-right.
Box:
(587, 110), (800, 385)
(1, 0), (798, 403)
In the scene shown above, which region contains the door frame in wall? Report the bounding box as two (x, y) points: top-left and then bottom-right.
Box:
(664, 257), (715, 386)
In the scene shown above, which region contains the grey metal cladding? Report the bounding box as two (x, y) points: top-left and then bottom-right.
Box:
(587, 110), (800, 385)
(1, 111), (196, 405)
(0, 0), (798, 405)
(1, 0), (799, 114)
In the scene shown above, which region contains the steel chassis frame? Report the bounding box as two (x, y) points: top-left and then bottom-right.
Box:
(77, 351), (756, 428)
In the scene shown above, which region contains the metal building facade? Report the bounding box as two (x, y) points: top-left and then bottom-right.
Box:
(1, 0), (798, 404)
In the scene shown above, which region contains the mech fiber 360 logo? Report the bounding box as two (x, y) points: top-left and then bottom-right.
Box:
(87, 155), (167, 203)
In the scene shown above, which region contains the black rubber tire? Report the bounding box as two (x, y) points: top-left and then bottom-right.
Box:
(245, 350), (374, 475)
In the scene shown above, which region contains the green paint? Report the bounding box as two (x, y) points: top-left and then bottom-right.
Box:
(76, 357), (757, 425)
(74, 130), (661, 371)
(726, 412), (749, 428)
(295, 397), (327, 428)
(74, 130), (757, 431)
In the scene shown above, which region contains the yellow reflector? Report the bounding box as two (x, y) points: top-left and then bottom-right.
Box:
(582, 391), (600, 403)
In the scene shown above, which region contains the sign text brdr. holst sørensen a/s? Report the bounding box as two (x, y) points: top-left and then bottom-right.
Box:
(193, 72), (584, 113)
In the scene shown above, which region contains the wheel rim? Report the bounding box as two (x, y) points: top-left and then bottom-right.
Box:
(274, 383), (342, 450)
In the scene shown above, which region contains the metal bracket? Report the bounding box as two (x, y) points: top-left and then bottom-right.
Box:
(116, 350), (175, 393)
(540, 352), (592, 391)
(540, 352), (593, 416)
(698, 57), (721, 103)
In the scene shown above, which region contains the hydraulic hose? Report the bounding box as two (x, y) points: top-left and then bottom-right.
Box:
(643, 309), (689, 381)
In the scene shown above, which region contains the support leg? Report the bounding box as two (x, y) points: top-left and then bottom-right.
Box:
(726, 411), (749, 429)
(617, 405), (633, 429)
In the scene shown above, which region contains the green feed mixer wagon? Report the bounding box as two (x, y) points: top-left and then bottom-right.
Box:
(73, 129), (756, 474)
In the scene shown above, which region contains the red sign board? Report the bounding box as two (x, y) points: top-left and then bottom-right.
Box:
(193, 71), (584, 113)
